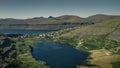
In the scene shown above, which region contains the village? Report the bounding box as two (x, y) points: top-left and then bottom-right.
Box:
(18, 31), (60, 40)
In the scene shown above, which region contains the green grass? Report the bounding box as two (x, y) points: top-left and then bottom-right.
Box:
(17, 53), (48, 68)
(54, 18), (120, 52)
(10, 37), (48, 68)
(112, 62), (120, 68)
(60, 18), (120, 40)
(53, 38), (78, 46)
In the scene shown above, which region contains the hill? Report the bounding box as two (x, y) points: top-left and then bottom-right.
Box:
(0, 15), (83, 24)
(51, 15), (120, 68)
(0, 15), (120, 68)
(86, 14), (120, 23)
(52, 17), (120, 54)
(0, 14), (120, 30)
(59, 17), (120, 40)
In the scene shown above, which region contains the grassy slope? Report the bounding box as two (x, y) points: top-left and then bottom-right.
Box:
(55, 18), (120, 68)
(60, 18), (120, 40)
(86, 14), (120, 23)
(0, 35), (48, 68)
(14, 37), (48, 68)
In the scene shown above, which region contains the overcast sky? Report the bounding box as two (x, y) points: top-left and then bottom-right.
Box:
(0, 0), (120, 19)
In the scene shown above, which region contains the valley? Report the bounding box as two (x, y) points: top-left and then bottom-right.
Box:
(0, 14), (120, 68)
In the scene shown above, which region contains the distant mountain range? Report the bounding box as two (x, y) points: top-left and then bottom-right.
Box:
(0, 14), (120, 30)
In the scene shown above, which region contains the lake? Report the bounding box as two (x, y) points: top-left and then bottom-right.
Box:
(32, 41), (90, 68)
(0, 29), (90, 68)
(0, 29), (55, 34)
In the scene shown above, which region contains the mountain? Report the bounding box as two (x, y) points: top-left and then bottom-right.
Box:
(86, 14), (120, 23)
(53, 16), (120, 68)
(55, 15), (85, 23)
(0, 14), (120, 68)
(59, 17), (120, 40)
(0, 14), (120, 30)
(0, 15), (84, 24)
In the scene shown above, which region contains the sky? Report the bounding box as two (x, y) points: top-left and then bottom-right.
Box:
(0, 0), (120, 19)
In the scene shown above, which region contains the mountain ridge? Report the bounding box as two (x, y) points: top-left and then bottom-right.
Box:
(0, 14), (120, 24)
(0, 14), (120, 30)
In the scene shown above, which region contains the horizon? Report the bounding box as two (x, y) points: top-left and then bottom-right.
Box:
(0, 0), (120, 19)
(0, 14), (120, 19)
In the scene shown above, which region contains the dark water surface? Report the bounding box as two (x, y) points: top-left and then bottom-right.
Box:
(0, 29), (55, 34)
(0, 29), (90, 68)
(32, 42), (90, 68)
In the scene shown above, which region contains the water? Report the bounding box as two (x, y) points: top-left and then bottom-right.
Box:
(0, 29), (55, 34)
(32, 41), (90, 68)
(0, 29), (90, 68)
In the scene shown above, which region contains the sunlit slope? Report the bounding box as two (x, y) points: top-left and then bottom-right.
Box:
(86, 14), (120, 23)
(60, 18), (120, 40)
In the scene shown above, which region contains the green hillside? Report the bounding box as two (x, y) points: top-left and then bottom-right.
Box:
(53, 18), (120, 51)
(86, 14), (120, 23)
(51, 16), (120, 68)
(0, 14), (120, 68)
(60, 18), (120, 40)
